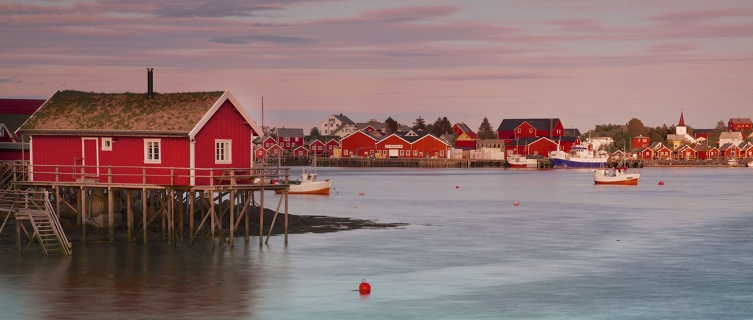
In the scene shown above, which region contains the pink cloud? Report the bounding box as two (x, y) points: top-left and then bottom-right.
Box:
(646, 43), (700, 54)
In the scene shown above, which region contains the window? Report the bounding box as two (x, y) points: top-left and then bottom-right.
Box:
(318, 146), (322, 150)
(102, 138), (113, 151)
(286, 142), (290, 148)
(529, 128), (533, 133)
(440, 150), (445, 156)
(370, 150), (374, 155)
(0, 129), (4, 137)
(215, 139), (232, 164)
(144, 139), (161, 163)
(399, 150), (404, 156)
(344, 150), (349, 156)
(517, 128), (521, 133)
(413, 150), (418, 156)
(284, 137), (290, 142)
(377, 150), (382, 155)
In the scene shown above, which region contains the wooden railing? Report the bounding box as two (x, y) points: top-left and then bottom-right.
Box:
(8, 163), (289, 187)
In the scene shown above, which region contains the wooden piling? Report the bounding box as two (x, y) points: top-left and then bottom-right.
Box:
(127, 190), (133, 242)
(108, 187), (114, 243)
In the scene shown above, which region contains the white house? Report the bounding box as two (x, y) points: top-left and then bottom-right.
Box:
(320, 114), (355, 136)
(718, 131), (744, 147)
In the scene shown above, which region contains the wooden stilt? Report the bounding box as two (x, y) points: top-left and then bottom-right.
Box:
(229, 190), (235, 247)
(285, 189), (288, 245)
(179, 191), (184, 243)
(55, 186), (61, 219)
(245, 191), (250, 243)
(127, 190), (133, 242)
(142, 189), (147, 245)
(108, 187), (114, 243)
(259, 188), (264, 246)
(161, 191), (166, 240)
(81, 187), (86, 243)
(210, 191), (215, 248)
(189, 191), (195, 239)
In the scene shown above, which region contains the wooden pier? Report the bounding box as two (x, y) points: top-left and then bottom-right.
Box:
(305, 157), (511, 168)
(0, 161), (291, 255)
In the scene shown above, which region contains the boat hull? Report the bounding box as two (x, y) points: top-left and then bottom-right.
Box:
(274, 181), (332, 195)
(593, 170), (640, 185)
(551, 157), (607, 168)
(594, 178), (639, 185)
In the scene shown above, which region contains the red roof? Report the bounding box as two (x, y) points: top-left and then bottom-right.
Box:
(678, 112), (685, 126)
(0, 99), (46, 114)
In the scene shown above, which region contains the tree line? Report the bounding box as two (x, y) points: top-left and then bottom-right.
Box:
(587, 118), (728, 151)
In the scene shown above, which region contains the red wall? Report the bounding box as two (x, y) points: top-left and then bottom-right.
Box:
(375, 135), (409, 157)
(454, 140), (475, 149)
(31, 135), (190, 185)
(0, 149), (23, 160)
(632, 136), (650, 149)
(194, 100), (254, 185)
(412, 136), (449, 158)
(341, 132), (377, 157)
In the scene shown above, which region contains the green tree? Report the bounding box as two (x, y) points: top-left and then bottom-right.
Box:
(412, 116), (426, 131)
(477, 117), (496, 139)
(385, 117), (398, 134)
(626, 118), (648, 137)
(429, 117), (453, 136)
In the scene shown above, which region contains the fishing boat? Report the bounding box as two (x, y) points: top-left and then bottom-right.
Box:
(593, 167), (640, 185)
(507, 153), (537, 168)
(549, 144), (608, 168)
(273, 157), (331, 195)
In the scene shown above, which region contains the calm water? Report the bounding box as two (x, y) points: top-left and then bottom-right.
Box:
(1, 167), (752, 319)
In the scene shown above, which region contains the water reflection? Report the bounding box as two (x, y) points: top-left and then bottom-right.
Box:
(1, 242), (263, 319)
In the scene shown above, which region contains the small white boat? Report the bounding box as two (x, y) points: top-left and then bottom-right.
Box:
(594, 167), (640, 185)
(507, 154), (537, 168)
(274, 157), (331, 195)
(748, 161), (753, 168)
(728, 158), (738, 166)
(274, 172), (332, 195)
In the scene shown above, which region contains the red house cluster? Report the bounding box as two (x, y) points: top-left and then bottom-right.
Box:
(495, 118), (580, 158)
(0, 99), (46, 160)
(340, 129), (450, 158)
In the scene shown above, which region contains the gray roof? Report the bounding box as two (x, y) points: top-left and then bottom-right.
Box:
(333, 114), (355, 125)
(719, 131), (743, 140)
(277, 128), (305, 137)
(356, 122), (387, 131)
(497, 118), (561, 131)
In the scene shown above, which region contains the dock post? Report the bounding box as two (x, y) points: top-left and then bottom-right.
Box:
(127, 190), (133, 242)
(246, 191), (251, 243)
(81, 187), (86, 243)
(229, 190), (235, 247)
(259, 188), (264, 246)
(179, 191), (184, 243)
(210, 190), (215, 248)
(284, 189), (288, 245)
(142, 189), (147, 245)
(108, 187), (114, 243)
(189, 191), (195, 239)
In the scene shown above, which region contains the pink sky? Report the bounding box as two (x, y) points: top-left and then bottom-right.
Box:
(1, 0), (752, 132)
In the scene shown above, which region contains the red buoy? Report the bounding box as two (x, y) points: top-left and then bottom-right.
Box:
(455, 186), (459, 189)
(658, 181), (665, 185)
(359, 279), (371, 294)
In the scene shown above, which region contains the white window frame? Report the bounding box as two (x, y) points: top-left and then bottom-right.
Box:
(440, 150), (445, 156)
(215, 139), (232, 164)
(344, 150), (349, 156)
(529, 128), (533, 133)
(144, 139), (161, 164)
(517, 128), (521, 133)
(413, 150), (418, 156)
(399, 150), (404, 156)
(101, 137), (113, 151)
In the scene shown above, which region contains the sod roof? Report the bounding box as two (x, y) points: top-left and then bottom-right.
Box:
(19, 90), (225, 133)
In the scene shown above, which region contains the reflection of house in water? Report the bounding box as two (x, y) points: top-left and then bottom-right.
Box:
(16, 244), (260, 318)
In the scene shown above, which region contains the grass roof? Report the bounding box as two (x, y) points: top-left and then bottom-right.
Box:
(20, 90), (224, 132)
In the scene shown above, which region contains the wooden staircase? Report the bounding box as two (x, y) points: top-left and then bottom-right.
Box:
(0, 189), (72, 256)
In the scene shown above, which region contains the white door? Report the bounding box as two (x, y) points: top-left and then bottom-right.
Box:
(389, 149), (399, 158)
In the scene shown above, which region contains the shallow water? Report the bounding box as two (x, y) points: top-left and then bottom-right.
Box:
(1, 167), (752, 319)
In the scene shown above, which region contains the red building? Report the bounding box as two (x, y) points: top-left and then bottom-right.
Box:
(375, 131), (449, 158)
(0, 98), (46, 160)
(307, 139), (325, 156)
(676, 145), (695, 159)
(276, 128), (304, 150)
(452, 122), (479, 150)
(728, 118), (752, 131)
(266, 144), (284, 157)
(631, 135), (650, 149)
(325, 139), (341, 156)
(694, 145), (719, 160)
(497, 118), (565, 140)
(504, 137), (558, 158)
(291, 146), (309, 157)
(17, 88), (262, 186)
(261, 136), (278, 149)
(254, 146), (267, 160)
(341, 131), (380, 157)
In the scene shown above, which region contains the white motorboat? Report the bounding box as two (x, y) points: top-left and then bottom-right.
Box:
(594, 167), (640, 185)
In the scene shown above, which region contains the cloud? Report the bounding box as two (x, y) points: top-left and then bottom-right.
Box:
(403, 72), (560, 81)
(646, 43), (700, 54)
(357, 6), (461, 23)
(650, 9), (753, 23)
(0, 77), (21, 84)
(210, 33), (314, 45)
